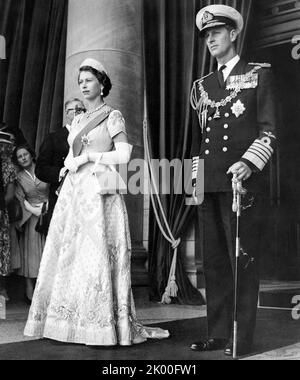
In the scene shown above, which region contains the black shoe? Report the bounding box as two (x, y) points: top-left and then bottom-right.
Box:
(224, 341), (252, 357)
(190, 338), (227, 352)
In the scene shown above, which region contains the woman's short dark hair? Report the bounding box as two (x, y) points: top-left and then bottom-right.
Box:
(78, 66), (112, 98)
(12, 144), (36, 168)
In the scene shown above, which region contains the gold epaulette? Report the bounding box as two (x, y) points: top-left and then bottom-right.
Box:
(248, 62), (272, 68)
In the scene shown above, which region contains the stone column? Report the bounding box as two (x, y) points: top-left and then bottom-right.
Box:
(65, 0), (147, 285)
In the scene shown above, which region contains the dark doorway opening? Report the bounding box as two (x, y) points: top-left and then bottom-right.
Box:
(253, 43), (300, 281)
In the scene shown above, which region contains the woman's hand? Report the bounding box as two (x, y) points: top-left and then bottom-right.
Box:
(23, 199), (31, 211)
(24, 200), (43, 217)
(64, 154), (89, 173)
(64, 156), (78, 173)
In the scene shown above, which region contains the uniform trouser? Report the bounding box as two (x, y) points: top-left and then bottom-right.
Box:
(198, 192), (263, 344)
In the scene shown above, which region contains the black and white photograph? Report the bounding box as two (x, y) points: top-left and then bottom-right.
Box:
(0, 0), (300, 364)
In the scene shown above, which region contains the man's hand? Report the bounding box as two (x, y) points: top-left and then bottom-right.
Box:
(227, 161), (252, 181)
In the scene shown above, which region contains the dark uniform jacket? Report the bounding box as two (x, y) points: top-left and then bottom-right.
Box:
(35, 127), (69, 215)
(191, 59), (277, 193)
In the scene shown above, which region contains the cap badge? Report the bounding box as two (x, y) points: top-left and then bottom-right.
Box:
(201, 11), (214, 28)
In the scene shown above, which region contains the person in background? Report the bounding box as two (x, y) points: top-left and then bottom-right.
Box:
(0, 125), (18, 301)
(13, 144), (49, 303)
(35, 98), (85, 233)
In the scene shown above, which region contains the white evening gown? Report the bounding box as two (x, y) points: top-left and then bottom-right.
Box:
(24, 108), (169, 345)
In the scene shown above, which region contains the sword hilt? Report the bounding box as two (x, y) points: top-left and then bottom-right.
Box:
(232, 174), (247, 214)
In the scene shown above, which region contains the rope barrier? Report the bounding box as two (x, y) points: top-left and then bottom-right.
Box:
(143, 118), (181, 304)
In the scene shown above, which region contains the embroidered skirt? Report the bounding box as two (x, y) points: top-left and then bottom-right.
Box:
(24, 168), (169, 345)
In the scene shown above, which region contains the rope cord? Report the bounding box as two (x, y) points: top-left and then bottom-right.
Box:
(143, 118), (181, 304)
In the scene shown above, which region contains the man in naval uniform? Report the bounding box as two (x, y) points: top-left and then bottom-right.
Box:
(189, 5), (277, 356)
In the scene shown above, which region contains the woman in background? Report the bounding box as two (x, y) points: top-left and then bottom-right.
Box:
(13, 144), (49, 303)
(0, 128), (17, 301)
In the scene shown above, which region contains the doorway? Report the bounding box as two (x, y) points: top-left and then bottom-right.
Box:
(251, 41), (300, 281)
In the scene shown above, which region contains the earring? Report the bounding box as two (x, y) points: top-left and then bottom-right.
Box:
(101, 89), (104, 96)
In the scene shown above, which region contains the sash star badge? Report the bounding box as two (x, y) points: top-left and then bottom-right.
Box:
(81, 134), (91, 146)
(231, 100), (246, 118)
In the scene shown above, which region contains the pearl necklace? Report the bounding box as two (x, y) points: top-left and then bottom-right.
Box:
(85, 103), (106, 118)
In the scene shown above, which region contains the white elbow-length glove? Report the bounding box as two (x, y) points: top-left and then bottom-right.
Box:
(89, 142), (133, 173)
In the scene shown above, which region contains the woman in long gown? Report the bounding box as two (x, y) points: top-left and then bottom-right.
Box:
(24, 58), (169, 346)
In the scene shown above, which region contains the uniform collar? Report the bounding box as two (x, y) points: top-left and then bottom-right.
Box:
(66, 124), (71, 132)
(218, 55), (240, 81)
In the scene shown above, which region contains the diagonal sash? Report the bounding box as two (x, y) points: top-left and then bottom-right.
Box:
(72, 107), (113, 157)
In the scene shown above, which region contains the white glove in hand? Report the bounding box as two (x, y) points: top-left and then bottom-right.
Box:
(24, 200), (43, 217)
(64, 155), (78, 173)
(64, 154), (88, 173)
(89, 142), (132, 173)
